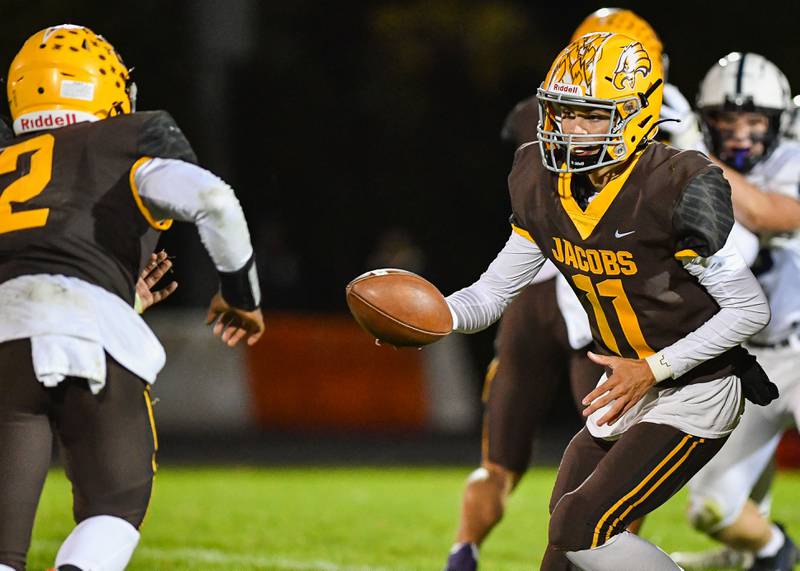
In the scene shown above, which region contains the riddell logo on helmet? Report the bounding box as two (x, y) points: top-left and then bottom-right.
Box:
(20, 113), (79, 130)
(552, 82), (583, 96)
(13, 110), (98, 135)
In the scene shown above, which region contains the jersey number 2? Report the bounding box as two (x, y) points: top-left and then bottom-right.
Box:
(0, 134), (55, 235)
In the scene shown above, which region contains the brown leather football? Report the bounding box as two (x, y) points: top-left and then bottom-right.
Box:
(346, 268), (453, 347)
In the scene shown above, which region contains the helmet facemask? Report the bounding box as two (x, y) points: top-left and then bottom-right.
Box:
(696, 52), (792, 174)
(537, 33), (664, 175)
(700, 105), (781, 174)
(537, 90), (646, 173)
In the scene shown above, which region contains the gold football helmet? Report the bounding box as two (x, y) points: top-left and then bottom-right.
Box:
(571, 8), (663, 70)
(8, 25), (135, 135)
(537, 32), (664, 173)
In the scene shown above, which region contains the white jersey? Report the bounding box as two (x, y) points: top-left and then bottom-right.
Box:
(745, 139), (800, 344)
(686, 139), (800, 517)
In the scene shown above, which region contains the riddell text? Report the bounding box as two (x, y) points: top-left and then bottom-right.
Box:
(19, 113), (80, 131)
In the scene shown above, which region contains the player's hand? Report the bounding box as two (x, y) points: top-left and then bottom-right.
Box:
(581, 351), (656, 426)
(659, 83), (694, 134)
(136, 250), (178, 313)
(205, 292), (265, 347)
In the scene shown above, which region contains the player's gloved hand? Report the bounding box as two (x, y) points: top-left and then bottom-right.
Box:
(659, 83), (694, 134)
(733, 350), (778, 405)
(581, 352), (656, 426)
(205, 292), (265, 347)
(660, 83), (701, 149)
(135, 250), (178, 313)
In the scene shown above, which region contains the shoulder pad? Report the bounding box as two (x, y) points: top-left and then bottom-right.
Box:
(136, 111), (197, 164)
(512, 140), (539, 165)
(673, 167), (734, 257)
(501, 96), (539, 146)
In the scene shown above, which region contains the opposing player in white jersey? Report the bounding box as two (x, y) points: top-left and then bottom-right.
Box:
(671, 53), (800, 571)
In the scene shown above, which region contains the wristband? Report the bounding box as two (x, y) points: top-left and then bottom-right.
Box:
(645, 352), (673, 383)
(218, 254), (261, 311)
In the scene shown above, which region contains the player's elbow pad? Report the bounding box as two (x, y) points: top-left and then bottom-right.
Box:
(219, 253), (261, 311)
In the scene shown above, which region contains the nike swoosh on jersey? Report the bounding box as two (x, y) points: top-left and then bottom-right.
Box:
(615, 229), (636, 238)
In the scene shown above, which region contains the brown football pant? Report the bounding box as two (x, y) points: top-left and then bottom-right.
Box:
(0, 339), (157, 571)
(484, 279), (603, 472)
(541, 422), (728, 570)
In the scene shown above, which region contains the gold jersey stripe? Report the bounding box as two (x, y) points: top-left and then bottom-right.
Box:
(674, 249), (700, 260)
(511, 224), (536, 243)
(591, 433), (693, 547)
(603, 436), (703, 542)
(557, 152), (642, 240)
(129, 156), (174, 231)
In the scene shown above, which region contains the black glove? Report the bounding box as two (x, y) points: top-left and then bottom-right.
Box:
(734, 350), (778, 406)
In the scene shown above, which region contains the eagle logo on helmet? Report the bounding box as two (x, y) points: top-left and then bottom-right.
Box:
(611, 42), (651, 90)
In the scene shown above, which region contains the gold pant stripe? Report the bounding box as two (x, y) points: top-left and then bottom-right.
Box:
(141, 387), (159, 529)
(144, 386), (159, 455)
(603, 436), (704, 542)
(480, 358), (500, 461)
(591, 434), (693, 547)
(482, 357), (499, 403)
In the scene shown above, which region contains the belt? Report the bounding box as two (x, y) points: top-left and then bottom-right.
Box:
(749, 337), (793, 349)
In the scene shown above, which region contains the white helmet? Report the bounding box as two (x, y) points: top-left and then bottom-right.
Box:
(696, 53), (791, 172)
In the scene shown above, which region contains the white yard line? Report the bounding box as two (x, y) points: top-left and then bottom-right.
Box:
(33, 539), (405, 571)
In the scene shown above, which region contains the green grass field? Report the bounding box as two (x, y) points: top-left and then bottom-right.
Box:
(27, 467), (800, 570)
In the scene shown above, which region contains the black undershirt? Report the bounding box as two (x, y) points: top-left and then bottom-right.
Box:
(571, 174), (597, 211)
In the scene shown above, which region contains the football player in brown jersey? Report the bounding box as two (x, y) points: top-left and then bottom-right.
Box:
(444, 32), (776, 570)
(445, 10), (675, 571)
(0, 25), (264, 571)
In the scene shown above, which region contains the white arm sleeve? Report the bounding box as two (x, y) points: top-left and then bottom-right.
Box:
(446, 231), (547, 333)
(134, 157), (253, 272)
(649, 238), (770, 380)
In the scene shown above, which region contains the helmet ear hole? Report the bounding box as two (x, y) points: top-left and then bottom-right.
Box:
(37, 87), (44, 94)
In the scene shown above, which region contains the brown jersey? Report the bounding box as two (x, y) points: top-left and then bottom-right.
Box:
(509, 141), (744, 387)
(0, 111), (196, 305)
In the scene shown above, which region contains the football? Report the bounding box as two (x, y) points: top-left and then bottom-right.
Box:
(345, 268), (453, 347)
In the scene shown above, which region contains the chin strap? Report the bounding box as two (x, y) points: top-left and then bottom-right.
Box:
(633, 78), (667, 152)
(636, 118), (681, 151)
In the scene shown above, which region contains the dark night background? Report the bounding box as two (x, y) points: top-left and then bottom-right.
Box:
(2, 0), (798, 423)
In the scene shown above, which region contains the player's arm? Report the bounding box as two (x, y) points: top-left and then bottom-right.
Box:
(650, 169), (771, 369)
(134, 158), (264, 347)
(445, 225), (546, 333)
(583, 168), (771, 425)
(711, 156), (800, 233)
